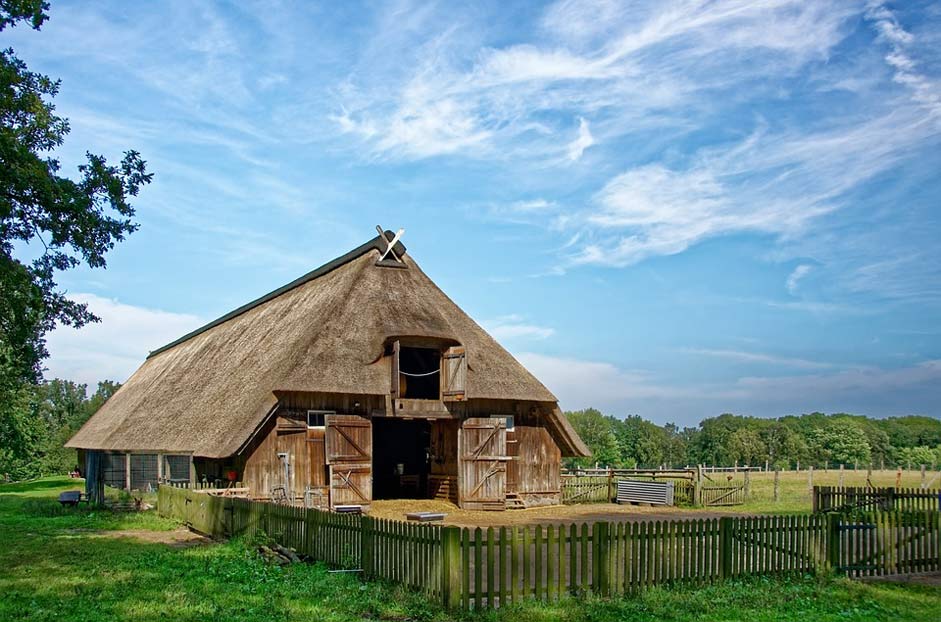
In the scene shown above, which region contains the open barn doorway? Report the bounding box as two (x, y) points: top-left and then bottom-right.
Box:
(372, 418), (431, 499)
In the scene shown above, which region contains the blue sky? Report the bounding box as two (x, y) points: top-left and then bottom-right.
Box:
(7, 1), (941, 426)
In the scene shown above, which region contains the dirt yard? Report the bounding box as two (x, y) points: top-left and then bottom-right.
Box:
(61, 527), (212, 548)
(368, 499), (735, 528)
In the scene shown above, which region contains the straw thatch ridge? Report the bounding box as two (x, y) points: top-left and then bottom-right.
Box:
(67, 234), (587, 458)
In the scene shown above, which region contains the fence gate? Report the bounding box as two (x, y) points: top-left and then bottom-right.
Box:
(834, 512), (940, 577)
(458, 417), (508, 510)
(325, 414), (372, 509)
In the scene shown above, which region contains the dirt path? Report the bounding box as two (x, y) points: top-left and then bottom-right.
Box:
(64, 527), (212, 548)
(369, 499), (737, 528)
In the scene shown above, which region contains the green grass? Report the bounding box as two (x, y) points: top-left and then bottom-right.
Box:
(715, 469), (935, 514)
(2, 477), (940, 621)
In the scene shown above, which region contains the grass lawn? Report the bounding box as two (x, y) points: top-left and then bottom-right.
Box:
(1, 477), (940, 621)
(723, 468), (936, 514)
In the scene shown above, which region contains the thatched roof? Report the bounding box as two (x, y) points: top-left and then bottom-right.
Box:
(67, 233), (589, 458)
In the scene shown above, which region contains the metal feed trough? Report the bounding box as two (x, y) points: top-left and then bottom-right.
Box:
(617, 480), (675, 506)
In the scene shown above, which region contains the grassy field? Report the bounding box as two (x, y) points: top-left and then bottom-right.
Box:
(722, 468), (936, 514)
(2, 477), (940, 621)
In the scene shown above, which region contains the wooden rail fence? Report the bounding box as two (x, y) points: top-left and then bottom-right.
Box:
(158, 486), (940, 610)
(813, 486), (941, 513)
(562, 476), (734, 506)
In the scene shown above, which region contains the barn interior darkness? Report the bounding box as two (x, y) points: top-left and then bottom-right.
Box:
(398, 346), (440, 399)
(372, 418), (431, 499)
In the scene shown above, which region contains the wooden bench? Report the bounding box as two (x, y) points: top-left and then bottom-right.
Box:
(406, 512), (446, 522)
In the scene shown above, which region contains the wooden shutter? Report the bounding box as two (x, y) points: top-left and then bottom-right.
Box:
(458, 417), (508, 510)
(390, 340), (401, 398)
(325, 414), (372, 508)
(442, 346), (466, 401)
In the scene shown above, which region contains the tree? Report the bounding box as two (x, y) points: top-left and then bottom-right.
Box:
(806, 418), (871, 466)
(726, 428), (766, 466)
(614, 415), (667, 467)
(761, 422), (806, 469)
(0, 377), (120, 478)
(565, 408), (618, 468)
(1, 1), (152, 395)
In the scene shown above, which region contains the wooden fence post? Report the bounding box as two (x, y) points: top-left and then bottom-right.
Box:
(361, 515), (374, 580)
(607, 469), (614, 502)
(838, 464), (845, 489)
(719, 517), (733, 579)
(593, 521), (610, 596)
(921, 465), (927, 488)
(744, 470), (751, 499)
(441, 526), (462, 609)
(827, 513), (841, 573)
(774, 469), (780, 502)
(807, 466), (814, 493)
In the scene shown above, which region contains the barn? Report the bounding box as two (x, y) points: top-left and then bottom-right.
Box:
(67, 230), (589, 510)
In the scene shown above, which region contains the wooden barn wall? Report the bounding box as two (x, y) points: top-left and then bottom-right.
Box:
(234, 392), (565, 505)
(512, 426), (561, 497)
(239, 418), (278, 498)
(238, 392), (384, 500)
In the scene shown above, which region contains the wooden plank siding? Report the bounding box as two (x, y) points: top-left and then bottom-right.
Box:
(459, 418), (508, 510)
(234, 391), (569, 509)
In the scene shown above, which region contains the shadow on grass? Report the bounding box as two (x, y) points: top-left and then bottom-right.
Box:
(0, 477), (81, 494)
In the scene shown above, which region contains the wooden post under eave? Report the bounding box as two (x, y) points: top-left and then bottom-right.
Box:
(125, 452), (132, 491)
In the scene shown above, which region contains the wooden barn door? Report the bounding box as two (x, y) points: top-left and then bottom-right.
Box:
(458, 417), (508, 510)
(325, 415), (372, 509)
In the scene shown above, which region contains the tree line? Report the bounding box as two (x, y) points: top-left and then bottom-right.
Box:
(565, 408), (941, 470)
(1, 2), (150, 482)
(0, 378), (119, 480)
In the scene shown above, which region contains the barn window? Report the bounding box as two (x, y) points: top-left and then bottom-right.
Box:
(395, 345), (441, 400)
(163, 455), (190, 482)
(130, 454), (158, 490)
(307, 410), (332, 428)
(101, 453), (126, 489)
(494, 415), (515, 431)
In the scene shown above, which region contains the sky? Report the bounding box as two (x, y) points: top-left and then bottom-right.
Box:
(5, 0), (941, 427)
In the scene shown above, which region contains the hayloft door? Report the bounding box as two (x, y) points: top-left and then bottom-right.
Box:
(442, 346), (466, 401)
(324, 415), (372, 509)
(458, 417), (508, 510)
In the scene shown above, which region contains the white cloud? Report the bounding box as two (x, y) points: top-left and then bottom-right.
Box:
(865, 2), (941, 117)
(518, 351), (941, 421)
(44, 294), (204, 386)
(483, 315), (554, 340)
(786, 264), (813, 294)
(572, 108), (938, 266)
(736, 359), (941, 395)
(517, 352), (680, 408)
(334, 1), (860, 161)
(684, 348), (835, 370)
(510, 199), (556, 212)
(567, 117), (595, 161)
